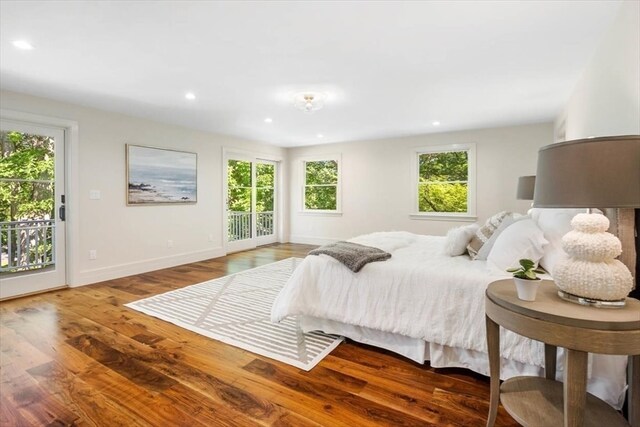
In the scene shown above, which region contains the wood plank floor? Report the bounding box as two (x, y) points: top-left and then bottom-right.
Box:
(0, 243), (519, 426)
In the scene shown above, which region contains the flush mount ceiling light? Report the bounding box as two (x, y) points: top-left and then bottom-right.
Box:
(432, 121), (441, 126)
(12, 40), (34, 50)
(264, 118), (273, 123)
(293, 92), (326, 113)
(185, 92), (196, 100)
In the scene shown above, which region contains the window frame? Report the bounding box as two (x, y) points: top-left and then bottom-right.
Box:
(300, 154), (342, 215)
(411, 143), (477, 221)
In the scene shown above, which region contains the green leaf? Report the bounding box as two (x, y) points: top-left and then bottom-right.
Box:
(0, 131), (55, 221)
(305, 160), (338, 185)
(305, 186), (337, 210)
(519, 259), (535, 270)
(418, 182), (467, 213)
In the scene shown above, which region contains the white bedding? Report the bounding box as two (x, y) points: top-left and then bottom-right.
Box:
(272, 231), (545, 366)
(271, 231), (628, 408)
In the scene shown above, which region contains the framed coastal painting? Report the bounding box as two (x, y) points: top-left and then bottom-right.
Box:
(126, 144), (197, 205)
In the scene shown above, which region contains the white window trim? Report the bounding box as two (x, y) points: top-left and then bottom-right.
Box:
(299, 154), (342, 215)
(411, 143), (477, 220)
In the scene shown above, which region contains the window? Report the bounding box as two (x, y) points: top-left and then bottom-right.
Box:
(302, 157), (341, 212)
(414, 144), (476, 218)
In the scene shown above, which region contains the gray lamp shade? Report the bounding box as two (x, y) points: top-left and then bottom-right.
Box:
(516, 176), (536, 200)
(533, 135), (640, 208)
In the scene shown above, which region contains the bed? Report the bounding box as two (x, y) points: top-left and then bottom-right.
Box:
(271, 210), (636, 409)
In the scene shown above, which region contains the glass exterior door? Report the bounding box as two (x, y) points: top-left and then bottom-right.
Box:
(0, 120), (66, 299)
(226, 157), (277, 252)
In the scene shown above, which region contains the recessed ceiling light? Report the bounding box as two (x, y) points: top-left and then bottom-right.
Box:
(317, 134), (324, 138)
(264, 118), (273, 123)
(185, 92), (196, 100)
(432, 121), (441, 126)
(12, 40), (34, 50)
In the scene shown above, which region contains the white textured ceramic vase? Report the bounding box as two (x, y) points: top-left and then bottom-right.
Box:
(553, 213), (633, 301)
(514, 278), (540, 301)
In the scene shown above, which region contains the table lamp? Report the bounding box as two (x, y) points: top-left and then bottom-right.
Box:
(516, 176), (536, 200)
(533, 135), (640, 307)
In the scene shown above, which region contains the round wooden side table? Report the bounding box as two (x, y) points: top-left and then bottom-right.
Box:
(485, 279), (640, 427)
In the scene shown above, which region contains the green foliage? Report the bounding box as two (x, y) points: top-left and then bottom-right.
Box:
(256, 163), (274, 213)
(418, 151), (468, 213)
(305, 186), (337, 210)
(256, 163), (274, 188)
(227, 160), (252, 212)
(304, 160), (338, 210)
(418, 183), (467, 212)
(419, 151), (467, 182)
(305, 160), (338, 185)
(507, 259), (545, 280)
(227, 160), (274, 213)
(0, 131), (55, 222)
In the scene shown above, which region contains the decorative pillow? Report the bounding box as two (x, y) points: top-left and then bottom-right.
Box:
(443, 223), (480, 256)
(529, 208), (598, 275)
(487, 218), (548, 271)
(475, 214), (527, 260)
(467, 211), (512, 260)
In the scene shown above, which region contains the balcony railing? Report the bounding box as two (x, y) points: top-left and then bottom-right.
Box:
(228, 211), (251, 242)
(257, 211), (274, 237)
(1, 219), (55, 273)
(228, 211), (274, 242)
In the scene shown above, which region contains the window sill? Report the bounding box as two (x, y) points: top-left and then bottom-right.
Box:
(298, 210), (343, 217)
(409, 213), (477, 222)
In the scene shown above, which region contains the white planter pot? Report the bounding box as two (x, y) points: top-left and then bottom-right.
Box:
(514, 278), (541, 301)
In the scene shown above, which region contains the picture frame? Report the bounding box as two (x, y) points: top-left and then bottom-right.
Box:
(126, 144), (197, 205)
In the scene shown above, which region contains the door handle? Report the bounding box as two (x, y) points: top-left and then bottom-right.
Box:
(59, 205), (66, 221)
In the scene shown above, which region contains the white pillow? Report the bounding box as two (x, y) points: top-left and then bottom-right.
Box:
(475, 214), (527, 260)
(466, 211), (512, 259)
(529, 208), (597, 275)
(487, 218), (548, 271)
(443, 223), (480, 256)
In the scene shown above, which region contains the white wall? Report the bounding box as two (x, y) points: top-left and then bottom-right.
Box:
(288, 123), (552, 244)
(558, 0), (640, 140)
(1, 90), (287, 286)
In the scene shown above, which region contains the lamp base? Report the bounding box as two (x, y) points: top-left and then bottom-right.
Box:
(557, 290), (626, 308)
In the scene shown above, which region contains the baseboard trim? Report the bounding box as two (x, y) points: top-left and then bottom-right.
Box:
(72, 246), (226, 287)
(288, 235), (341, 246)
(0, 285), (68, 302)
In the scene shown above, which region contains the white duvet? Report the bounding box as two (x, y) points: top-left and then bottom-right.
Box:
(271, 231), (547, 367)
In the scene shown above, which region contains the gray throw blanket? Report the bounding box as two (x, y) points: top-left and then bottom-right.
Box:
(308, 241), (391, 272)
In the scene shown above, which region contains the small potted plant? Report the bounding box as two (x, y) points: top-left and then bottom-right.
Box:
(507, 259), (546, 301)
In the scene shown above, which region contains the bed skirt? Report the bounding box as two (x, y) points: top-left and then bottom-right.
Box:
(300, 316), (628, 409)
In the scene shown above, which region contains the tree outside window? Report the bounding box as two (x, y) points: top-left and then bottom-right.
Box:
(1, 131), (56, 270)
(256, 163), (274, 213)
(417, 150), (469, 213)
(227, 160), (274, 213)
(0, 131), (55, 221)
(227, 159), (252, 213)
(304, 160), (338, 211)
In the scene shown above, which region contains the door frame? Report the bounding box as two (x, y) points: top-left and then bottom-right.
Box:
(222, 147), (284, 254)
(1, 109), (79, 292)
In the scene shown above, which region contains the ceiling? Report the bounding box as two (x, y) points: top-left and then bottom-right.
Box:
(0, 1), (621, 147)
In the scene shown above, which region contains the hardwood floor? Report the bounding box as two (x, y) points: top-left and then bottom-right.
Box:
(0, 243), (518, 426)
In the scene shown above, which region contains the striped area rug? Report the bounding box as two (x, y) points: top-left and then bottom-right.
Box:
(125, 257), (343, 371)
